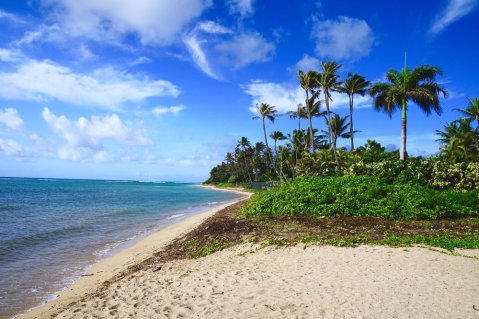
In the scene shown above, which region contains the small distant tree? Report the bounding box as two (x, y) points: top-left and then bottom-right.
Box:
(253, 103), (278, 165)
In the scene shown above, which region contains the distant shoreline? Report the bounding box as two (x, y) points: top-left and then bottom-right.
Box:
(199, 184), (254, 197)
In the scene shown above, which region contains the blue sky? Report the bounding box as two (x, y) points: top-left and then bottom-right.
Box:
(0, 0), (478, 181)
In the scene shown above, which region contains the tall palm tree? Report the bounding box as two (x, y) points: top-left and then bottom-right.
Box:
(270, 131), (287, 158)
(337, 74), (370, 150)
(454, 98), (479, 127)
(317, 61), (342, 166)
(369, 65), (448, 160)
(253, 103), (278, 164)
(297, 70), (320, 153)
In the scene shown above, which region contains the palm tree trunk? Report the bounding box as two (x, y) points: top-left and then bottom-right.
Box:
(262, 118), (270, 161)
(325, 90), (333, 146)
(308, 114), (314, 153)
(325, 93), (340, 168)
(349, 93), (354, 151)
(305, 90), (314, 153)
(295, 116), (300, 171)
(240, 148), (253, 183)
(400, 98), (407, 161)
(262, 118), (278, 179)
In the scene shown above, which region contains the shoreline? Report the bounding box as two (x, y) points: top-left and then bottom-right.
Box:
(198, 184), (254, 197)
(17, 187), (251, 319)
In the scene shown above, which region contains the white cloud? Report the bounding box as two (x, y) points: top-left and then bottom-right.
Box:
(291, 54), (322, 72)
(14, 24), (62, 46)
(196, 21), (233, 34)
(76, 44), (96, 60)
(184, 21), (275, 79)
(0, 49), (24, 62)
(130, 56), (152, 66)
(0, 108), (24, 130)
(152, 105), (185, 116)
(42, 107), (151, 161)
(0, 10), (24, 24)
(227, 0), (255, 17)
(182, 21), (233, 80)
(0, 59), (180, 110)
(242, 80), (372, 113)
(430, 0), (478, 36)
(214, 33), (275, 69)
(56, 146), (109, 162)
(183, 34), (220, 79)
(40, 0), (212, 45)
(328, 91), (371, 110)
(312, 16), (374, 61)
(0, 137), (28, 157)
(242, 81), (303, 113)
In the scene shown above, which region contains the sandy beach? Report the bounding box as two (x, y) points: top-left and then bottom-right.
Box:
(17, 189), (479, 319)
(17, 192), (249, 319)
(34, 245), (479, 319)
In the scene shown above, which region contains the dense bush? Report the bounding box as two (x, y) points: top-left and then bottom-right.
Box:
(345, 158), (479, 190)
(241, 176), (479, 220)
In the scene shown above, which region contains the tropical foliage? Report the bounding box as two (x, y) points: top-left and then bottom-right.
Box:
(206, 59), (478, 220)
(241, 176), (479, 220)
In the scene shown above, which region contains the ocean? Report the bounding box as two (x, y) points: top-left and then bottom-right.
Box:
(0, 177), (243, 319)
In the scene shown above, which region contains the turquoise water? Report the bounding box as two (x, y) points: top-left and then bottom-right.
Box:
(0, 178), (243, 319)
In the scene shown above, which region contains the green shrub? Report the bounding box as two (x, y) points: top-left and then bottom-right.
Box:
(345, 158), (479, 191)
(241, 176), (479, 220)
(420, 159), (479, 190)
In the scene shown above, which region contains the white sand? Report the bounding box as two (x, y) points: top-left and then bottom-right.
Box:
(52, 244), (478, 319)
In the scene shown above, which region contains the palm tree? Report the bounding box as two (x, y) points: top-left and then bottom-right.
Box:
(253, 103), (278, 164)
(454, 98), (479, 127)
(317, 62), (342, 144)
(224, 152), (236, 180)
(252, 142), (267, 181)
(270, 131), (287, 158)
(310, 96), (326, 119)
(235, 137), (253, 182)
(369, 65), (448, 160)
(436, 119), (478, 162)
(321, 115), (358, 150)
(337, 74), (370, 150)
(317, 61), (342, 166)
(297, 70), (320, 153)
(288, 104), (307, 132)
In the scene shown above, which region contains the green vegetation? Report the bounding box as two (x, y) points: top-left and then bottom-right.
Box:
(301, 234), (479, 251)
(185, 238), (228, 258)
(203, 59), (478, 254)
(242, 176), (479, 220)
